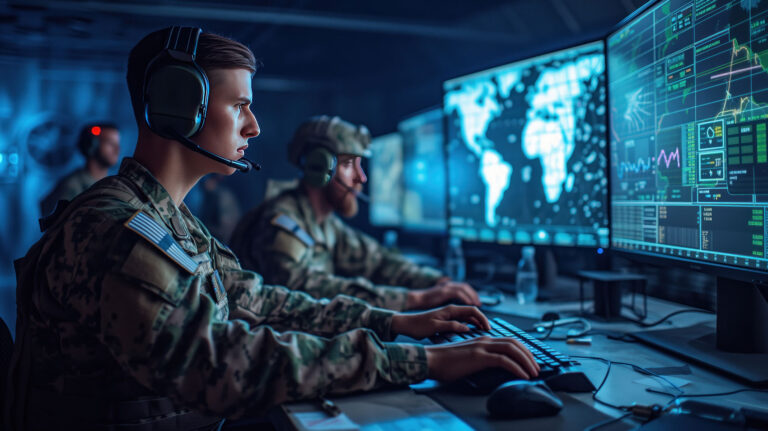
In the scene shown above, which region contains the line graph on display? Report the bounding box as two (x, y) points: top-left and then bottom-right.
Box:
(715, 39), (768, 120)
(657, 147), (681, 168)
(617, 156), (654, 179)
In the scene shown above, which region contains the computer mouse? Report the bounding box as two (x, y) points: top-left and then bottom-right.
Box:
(486, 380), (563, 419)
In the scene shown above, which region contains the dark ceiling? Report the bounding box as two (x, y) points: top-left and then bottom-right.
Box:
(1, 0), (647, 94)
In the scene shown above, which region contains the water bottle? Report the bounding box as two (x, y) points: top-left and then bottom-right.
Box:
(516, 246), (538, 304)
(445, 236), (466, 281)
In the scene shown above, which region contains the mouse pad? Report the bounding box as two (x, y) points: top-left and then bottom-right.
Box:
(423, 390), (633, 431)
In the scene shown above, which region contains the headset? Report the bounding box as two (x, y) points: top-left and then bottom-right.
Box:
(300, 146), (337, 188)
(299, 145), (370, 202)
(142, 26), (259, 173)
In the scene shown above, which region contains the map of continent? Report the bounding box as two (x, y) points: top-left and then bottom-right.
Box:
(444, 41), (609, 246)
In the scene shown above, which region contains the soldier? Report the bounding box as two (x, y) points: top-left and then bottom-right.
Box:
(229, 116), (481, 311)
(4, 27), (538, 431)
(39, 122), (121, 216)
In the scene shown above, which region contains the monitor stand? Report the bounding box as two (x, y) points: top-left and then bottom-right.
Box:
(633, 277), (768, 386)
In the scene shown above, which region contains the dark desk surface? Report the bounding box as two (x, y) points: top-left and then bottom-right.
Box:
(276, 292), (768, 431)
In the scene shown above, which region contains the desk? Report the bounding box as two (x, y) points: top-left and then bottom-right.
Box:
(275, 292), (768, 430)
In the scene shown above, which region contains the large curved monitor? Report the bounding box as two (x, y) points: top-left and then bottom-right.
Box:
(443, 40), (609, 248)
(608, 0), (768, 277)
(608, 0), (768, 385)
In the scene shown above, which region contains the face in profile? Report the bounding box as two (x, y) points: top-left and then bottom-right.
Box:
(97, 128), (121, 167)
(325, 154), (366, 218)
(192, 68), (260, 175)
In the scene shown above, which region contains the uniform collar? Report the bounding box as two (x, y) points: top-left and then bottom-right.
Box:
(118, 157), (192, 243)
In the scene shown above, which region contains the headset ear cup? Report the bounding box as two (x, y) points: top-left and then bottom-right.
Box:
(145, 63), (207, 138)
(302, 147), (337, 187)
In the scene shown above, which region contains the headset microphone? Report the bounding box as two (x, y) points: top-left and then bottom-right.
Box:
(333, 176), (369, 203)
(172, 132), (260, 173)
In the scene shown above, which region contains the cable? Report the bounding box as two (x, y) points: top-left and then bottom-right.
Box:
(583, 412), (632, 431)
(621, 309), (714, 328)
(572, 355), (685, 412)
(537, 321), (556, 340)
(646, 387), (768, 408)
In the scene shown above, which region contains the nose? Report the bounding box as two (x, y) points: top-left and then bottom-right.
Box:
(355, 158), (367, 184)
(242, 109), (260, 139)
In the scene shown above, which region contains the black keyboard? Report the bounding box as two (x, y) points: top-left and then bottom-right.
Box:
(432, 317), (595, 393)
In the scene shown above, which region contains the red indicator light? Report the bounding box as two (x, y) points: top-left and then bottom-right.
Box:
(91, 126), (101, 136)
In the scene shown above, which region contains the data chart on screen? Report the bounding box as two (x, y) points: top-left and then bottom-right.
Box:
(609, 0), (768, 271)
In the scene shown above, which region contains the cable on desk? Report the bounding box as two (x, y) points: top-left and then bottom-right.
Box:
(621, 309), (714, 328)
(537, 321), (557, 340)
(571, 355), (685, 412)
(583, 412), (632, 431)
(646, 387), (768, 407)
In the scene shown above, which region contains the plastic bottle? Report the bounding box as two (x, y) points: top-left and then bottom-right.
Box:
(516, 246), (538, 304)
(445, 236), (466, 281)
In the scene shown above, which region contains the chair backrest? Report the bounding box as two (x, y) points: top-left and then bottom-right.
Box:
(0, 316), (12, 430)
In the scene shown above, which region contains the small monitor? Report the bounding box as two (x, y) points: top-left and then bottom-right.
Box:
(368, 132), (404, 227)
(443, 40), (609, 247)
(398, 108), (447, 232)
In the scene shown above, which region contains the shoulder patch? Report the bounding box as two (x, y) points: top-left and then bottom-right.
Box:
(125, 211), (199, 274)
(272, 230), (309, 262)
(271, 214), (315, 247)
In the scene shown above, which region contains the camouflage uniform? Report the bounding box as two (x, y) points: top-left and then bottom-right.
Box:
(229, 116), (443, 311)
(39, 167), (96, 216)
(230, 188), (443, 311)
(6, 158), (427, 430)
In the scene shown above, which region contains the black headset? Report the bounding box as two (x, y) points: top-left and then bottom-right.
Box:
(142, 26), (258, 173)
(300, 146), (337, 188)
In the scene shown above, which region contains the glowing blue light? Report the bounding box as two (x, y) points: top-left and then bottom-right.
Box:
(597, 248), (604, 254)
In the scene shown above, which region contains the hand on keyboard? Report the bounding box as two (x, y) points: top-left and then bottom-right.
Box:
(391, 304), (490, 340)
(428, 317), (595, 393)
(424, 336), (541, 382)
(405, 278), (481, 309)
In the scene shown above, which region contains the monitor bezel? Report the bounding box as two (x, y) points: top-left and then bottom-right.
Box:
(604, 0), (768, 283)
(441, 38), (611, 250)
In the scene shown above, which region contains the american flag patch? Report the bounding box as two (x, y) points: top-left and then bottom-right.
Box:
(125, 211), (199, 274)
(271, 214), (315, 247)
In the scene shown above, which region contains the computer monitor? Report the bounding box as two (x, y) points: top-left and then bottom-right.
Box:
(398, 108), (447, 232)
(443, 40), (609, 248)
(608, 0), (768, 384)
(368, 132), (404, 227)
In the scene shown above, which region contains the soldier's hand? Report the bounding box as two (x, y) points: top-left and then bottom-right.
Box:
(406, 279), (481, 309)
(425, 337), (541, 381)
(390, 304), (489, 340)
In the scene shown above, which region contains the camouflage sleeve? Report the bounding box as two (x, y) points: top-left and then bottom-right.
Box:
(249, 222), (410, 311)
(212, 236), (405, 332)
(99, 231), (428, 418)
(333, 219), (444, 290)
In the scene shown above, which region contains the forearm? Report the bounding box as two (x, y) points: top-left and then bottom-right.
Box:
(224, 268), (397, 339)
(101, 273), (426, 418)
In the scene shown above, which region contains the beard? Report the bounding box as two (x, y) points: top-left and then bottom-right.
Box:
(325, 182), (359, 218)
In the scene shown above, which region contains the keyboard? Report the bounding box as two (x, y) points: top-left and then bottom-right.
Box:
(432, 317), (595, 393)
